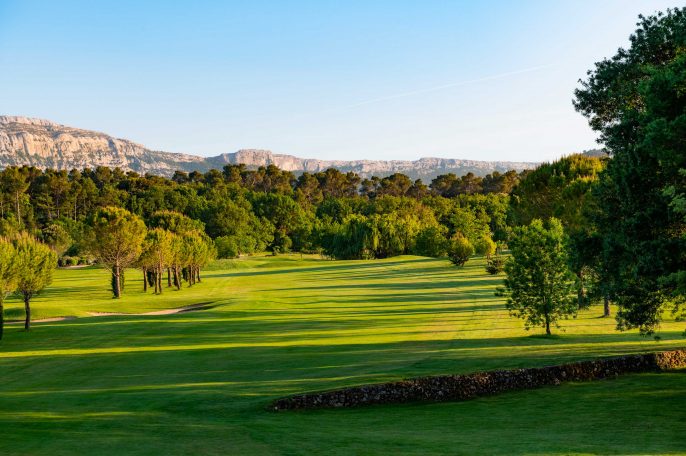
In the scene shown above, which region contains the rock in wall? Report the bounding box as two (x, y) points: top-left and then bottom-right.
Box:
(270, 350), (686, 411)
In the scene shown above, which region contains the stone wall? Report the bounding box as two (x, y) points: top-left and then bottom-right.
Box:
(270, 350), (686, 411)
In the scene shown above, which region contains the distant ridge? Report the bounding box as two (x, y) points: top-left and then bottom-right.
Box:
(0, 116), (540, 180)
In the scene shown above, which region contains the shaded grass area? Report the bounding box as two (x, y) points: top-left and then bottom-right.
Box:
(0, 255), (684, 455)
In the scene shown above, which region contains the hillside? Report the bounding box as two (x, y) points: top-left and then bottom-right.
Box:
(0, 116), (539, 180)
(0, 116), (206, 175)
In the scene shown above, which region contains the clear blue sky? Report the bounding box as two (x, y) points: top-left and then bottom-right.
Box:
(0, 1), (678, 162)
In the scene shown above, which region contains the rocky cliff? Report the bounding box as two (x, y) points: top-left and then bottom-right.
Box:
(0, 116), (539, 180)
(0, 116), (205, 175)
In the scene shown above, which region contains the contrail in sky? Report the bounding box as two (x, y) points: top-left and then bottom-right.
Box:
(302, 63), (556, 118)
(263, 63), (556, 130)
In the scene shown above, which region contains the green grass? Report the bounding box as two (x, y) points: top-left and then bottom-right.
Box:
(0, 255), (684, 455)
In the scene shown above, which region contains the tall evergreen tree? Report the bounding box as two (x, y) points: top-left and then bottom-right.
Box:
(574, 8), (686, 333)
(88, 207), (147, 298)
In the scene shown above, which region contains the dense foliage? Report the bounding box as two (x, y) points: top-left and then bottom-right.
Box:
(502, 218), (577, 335)
(3, 234), (56, 332)
(0, 165), (515, 265)
(0, 9), (684, 338)
(574, 7), (686, 333)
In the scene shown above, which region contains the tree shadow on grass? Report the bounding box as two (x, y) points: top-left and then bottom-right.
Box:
(205, 257), (442, 279)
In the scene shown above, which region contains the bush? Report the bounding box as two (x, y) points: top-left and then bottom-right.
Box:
(486, 255), (505, 274)
(215, 236), (239, 259)
(59, 256), (78, 267)
(474, 235), (496, 257)
(413, 226), (449, 257)
(236, 236), (258, 255)
(42, 223), (73, 256)
(448, 233), (474, 267)
(271, 232), (292, 255)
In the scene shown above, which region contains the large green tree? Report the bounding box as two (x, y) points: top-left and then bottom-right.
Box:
(13, 233), (57, 330)
(140, 228), (174, 294)
(0, 237), (18, 339)
(574, 8), (686, 333)
(510, 154), (605, 311)
(182, 230), (215, 285)
(88, 207), (147, 298)
(0, 167), (30, 227)
(503, 218), (576, 335)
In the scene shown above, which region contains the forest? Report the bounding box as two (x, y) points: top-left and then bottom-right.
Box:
(0, 6), (683, 358)
(0, 155), (602, 331)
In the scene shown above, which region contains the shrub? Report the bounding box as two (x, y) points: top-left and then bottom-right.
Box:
(236, 236), (258, 255)
(448, 233), (474, 267)
(413, 226), (449, 257)
(215, 236), (239, 259)
(58, 256), (75, 267)
(474, 235), (496, 257)
(485, 255), (505, 275)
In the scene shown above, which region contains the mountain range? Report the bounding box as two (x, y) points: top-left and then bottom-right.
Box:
(0, 115), (542, 180)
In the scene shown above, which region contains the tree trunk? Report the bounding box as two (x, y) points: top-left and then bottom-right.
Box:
(157, 268), (163, 294)
(113, 267), (121, 298)
(174, 267), (181, 290)
(544, 312), (551, 336)
(167, 268), (172, 287)
(196, 267), (201, 283)
(143, 269), (148, 292)
(15, 191), (22, 227)
(23, 293), (31, 331)
(576, 271), (586, 309)
(0, 301), (4, 340)
(603, 295), (611, 318)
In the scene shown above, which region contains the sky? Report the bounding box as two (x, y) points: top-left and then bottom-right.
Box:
(0, 1), (679, 162)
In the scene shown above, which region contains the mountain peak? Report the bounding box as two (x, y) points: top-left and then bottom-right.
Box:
(0, 116), (539, 180)
(0, 115), (62, 127)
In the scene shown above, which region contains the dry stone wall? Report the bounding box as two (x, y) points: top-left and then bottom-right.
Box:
(270, 350), (686, 411)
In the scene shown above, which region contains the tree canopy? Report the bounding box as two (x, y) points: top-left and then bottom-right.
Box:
(503, 218), (577, 335)
(13, 233), (57, 330)
(574, 8), (686, 333)
(88, 207), (147, 298)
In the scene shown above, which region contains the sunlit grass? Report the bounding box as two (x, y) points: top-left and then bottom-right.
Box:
(0, 255), (684, 455)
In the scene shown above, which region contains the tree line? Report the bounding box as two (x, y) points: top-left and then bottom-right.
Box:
(0, 150), (596, 338)
(0, 161), (518, 265)
(88, 207), (215, 299)
(501, 8), (686, 336)
(0, 160), (520, 339)
(0, 9), (683, 339)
